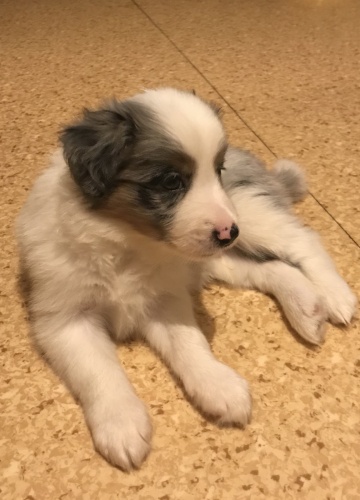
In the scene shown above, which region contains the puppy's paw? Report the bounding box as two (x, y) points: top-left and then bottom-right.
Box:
(295, 298), (327, 345)
(282, 285), (328, 345)
(187, 363), (251, 427)
(318, 277), (357, 325)
(299, 297), (327, 345)
(86, 396), (152, 470)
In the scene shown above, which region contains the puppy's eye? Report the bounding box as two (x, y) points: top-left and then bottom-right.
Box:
(162, 172), (184, 191)
(216, 164), (226, 176)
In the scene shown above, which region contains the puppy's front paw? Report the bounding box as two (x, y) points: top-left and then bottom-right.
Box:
(283, 286), (328, 345)
(86, 396), (152, 470)
(299, 296), (328, 345)
(187, 363), (251, 427)
(319, 277), (357, 325)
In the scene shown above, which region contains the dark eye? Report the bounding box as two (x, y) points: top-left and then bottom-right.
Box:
(162, 172), (184, 190)
(216, 163), (226, 176)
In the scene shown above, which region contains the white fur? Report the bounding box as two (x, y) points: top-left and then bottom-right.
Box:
(17, 88), (357, 470)
(136, 88), (224, 162)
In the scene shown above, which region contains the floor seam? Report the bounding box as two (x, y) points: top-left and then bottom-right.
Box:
(132, 0), (360, 250)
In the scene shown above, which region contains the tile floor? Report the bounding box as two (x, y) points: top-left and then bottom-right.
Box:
(1, 0), (359, 498)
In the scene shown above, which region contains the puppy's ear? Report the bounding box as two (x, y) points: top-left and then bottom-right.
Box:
(209, 101), (222, 117)
(60, 103), (135, 199)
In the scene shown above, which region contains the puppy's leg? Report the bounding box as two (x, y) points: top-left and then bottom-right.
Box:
(34, 314), (152, 470)
(143, 294), (251, 426)
(207, 254), (327, 345)
(227, 190), (357, 325)
(275, 224), (357, 325)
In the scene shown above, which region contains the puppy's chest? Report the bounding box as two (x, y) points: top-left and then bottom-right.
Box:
(99, 253), (191, 334)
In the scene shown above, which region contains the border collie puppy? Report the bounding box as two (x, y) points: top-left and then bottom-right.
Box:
(17, 88), (357, 470)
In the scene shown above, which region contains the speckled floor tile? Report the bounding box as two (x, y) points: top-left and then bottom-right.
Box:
(137, 0), (360, 244)
(1, 1), (359, 499)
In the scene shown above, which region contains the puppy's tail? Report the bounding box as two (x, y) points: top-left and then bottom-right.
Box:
(273, 159), (308, 203)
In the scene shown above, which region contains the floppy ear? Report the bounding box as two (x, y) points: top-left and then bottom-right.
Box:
(209, 101), (222, 117)
(60, 103), (135, 199)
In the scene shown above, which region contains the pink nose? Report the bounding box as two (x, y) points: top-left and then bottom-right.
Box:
(217, 227), (232, 240)
(213, 223), (239, 247)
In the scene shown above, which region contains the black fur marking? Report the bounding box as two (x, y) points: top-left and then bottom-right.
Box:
(136, 175), (186, 212)
(118, 148), (194, 222)
(233, 246), (301, 268)
(254, 191), (271, 197)
(233, 179), (253, 188)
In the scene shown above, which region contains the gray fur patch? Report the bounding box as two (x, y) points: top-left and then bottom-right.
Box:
(60, 100), (157, 199)
(222, 147), (306, 208)
(273, 160), (307, 203)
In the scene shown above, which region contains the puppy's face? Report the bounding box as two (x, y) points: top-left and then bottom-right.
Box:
(61, 88), (239, 259)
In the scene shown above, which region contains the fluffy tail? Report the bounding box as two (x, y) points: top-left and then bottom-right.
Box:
(273, 159), (308, 203)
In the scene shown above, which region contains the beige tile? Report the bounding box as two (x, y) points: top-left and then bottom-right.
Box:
(137, 0), (360, 244)
(1, 1), (359, 499)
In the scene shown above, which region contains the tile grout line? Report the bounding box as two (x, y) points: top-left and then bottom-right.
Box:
(132, 0), (360, 250)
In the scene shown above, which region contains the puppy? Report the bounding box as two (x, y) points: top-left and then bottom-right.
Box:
(17, 88), (357, 470)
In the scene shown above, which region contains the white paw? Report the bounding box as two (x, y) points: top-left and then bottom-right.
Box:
(186, 362), (251, 426)
(281, 283), (328, 345)
(290, 294), (327, 345)
(298, 298), (327, 345)
(317, 276), (357, 325)
(86, 396), (152, 470)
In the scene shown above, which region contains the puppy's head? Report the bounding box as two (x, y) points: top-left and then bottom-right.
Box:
(61, 88), (239, 259)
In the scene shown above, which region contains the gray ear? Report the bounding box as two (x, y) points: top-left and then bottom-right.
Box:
(209, 101), (222, 116)
(60, 102), (135, 199)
